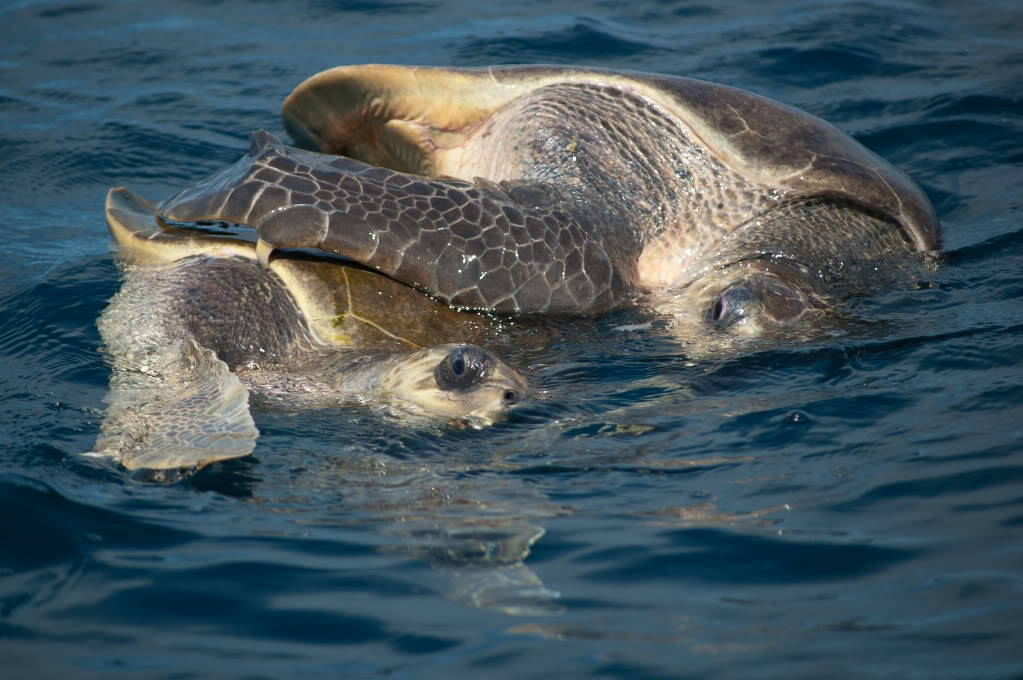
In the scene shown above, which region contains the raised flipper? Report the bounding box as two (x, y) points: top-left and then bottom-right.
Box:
(157, 131), (635, 313)
(91, 339), (258, 471)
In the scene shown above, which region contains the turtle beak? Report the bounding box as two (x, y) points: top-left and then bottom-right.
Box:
(467, 370), (529, 423)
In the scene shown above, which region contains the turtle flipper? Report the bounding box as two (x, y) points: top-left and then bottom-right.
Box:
(281, 64), (542, 174)
(442, 525), (563, 616)
(91, 339), (258, 471)
(391, 519), (562, 615)
(157, 131), (633, 313)
(448, 562), (563, 616)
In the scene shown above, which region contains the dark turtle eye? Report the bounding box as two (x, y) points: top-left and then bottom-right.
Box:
(451, 353), (466, 376)
(435, 346), (494, 391)
(712, 297), (725, 321)
(709, 282), (754, 326)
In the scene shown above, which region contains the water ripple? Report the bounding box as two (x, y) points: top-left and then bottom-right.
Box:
(579, 528), (919, 584)
(456, 18), (667, 65)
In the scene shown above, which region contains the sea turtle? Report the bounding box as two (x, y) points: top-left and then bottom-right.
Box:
(92, 188), (528, 472)
(148, 64), (940, 337)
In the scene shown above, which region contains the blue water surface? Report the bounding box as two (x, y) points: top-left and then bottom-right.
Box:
(1, 1), (1022, 678)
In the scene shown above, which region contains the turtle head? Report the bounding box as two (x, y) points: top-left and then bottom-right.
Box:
(707, 274), (819, 335)
(687, 258), (825, 337)
(378, 344), (528, 423)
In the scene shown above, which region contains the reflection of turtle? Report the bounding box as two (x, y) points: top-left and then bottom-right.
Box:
(153, 64), (939, 336)
(92, 188), (527, 471)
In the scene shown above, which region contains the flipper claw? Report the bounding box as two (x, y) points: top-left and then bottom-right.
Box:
(256, 238), (274, 268)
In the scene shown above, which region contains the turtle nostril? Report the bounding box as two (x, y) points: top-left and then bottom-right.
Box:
(502, 389), (519, 405)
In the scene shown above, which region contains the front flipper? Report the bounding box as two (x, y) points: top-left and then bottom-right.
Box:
(442, 524), (563, 616)
(91, 340), (258, 471)
(158, 131), (632, 313)
(394, 521), (562, 615)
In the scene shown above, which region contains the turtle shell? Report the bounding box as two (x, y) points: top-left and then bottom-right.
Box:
(282, 64), (939, 251)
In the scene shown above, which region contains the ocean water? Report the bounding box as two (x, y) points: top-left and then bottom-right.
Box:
(2, 0), (1022, 677)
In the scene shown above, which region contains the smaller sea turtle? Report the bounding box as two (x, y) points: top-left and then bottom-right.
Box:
(92, 188), (527, 471)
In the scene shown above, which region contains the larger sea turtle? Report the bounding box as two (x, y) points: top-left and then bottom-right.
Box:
(93, 188), (527, 472)
(146, 64), (939, 337)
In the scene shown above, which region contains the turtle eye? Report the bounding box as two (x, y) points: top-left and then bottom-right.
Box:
(709, 276), (815, 330)
(709, 282), (755, 327)
(711, 297), (725, 322)
(435, 346), (493, 391)
(451, 353), (466, 376)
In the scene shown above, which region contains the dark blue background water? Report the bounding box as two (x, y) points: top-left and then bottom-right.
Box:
(2, 1), (1022, 677)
